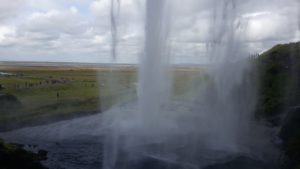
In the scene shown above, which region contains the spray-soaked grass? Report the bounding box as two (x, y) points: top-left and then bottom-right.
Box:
(0, 64), (206, 130)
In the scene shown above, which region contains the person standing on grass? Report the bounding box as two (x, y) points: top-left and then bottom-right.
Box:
(57, 92), (59, 99)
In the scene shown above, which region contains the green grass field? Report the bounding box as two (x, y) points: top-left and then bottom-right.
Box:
(0, 63), (205, 130)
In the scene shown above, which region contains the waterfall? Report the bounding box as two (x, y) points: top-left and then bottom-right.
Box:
(138, 0), (171, 141)
(103, 0), (275, 168)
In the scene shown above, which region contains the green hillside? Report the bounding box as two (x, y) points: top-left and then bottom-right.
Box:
(257, 42), (300, 122)
(256, 42), (300, 169)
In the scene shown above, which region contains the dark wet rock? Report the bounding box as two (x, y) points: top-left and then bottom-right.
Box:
(203, 156), (268, 169)
(115, 157), (189, 169)
(279, 107), (300, 168)
(0, 138), (47, 169)
(38, 150), (48, 160)
(280, 107), (300, 141)
(114, 156), (271, 169)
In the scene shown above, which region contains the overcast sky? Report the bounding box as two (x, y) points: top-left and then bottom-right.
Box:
(0, 0), (299, 64)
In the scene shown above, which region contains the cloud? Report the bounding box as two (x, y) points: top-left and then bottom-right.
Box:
(0, 26), (17, 46)
(0, 0), (22, 22)
(0, 0), (299, 64)
(244, 12), (295, 42)
(0, 2), (106, 62)
(169, 0), (300, 62)
(25, 8), (87, 35)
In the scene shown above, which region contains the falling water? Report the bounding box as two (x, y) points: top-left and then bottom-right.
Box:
(102, 0), (276, 168)
(0, 0), (287, 169)
(202, 0), (254, 151)
(110, 0), (120, 61)
(103, 0), (171, 168)
(138, 0), (171, 139)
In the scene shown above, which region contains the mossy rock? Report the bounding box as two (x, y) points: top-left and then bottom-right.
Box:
(256, 42), (300, 125)
(0, 140), (47, 169)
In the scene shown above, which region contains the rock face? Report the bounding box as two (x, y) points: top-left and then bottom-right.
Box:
(279, 107), (300, 168)
(256, 42), (300, 125)
(256, 42), (300, 169)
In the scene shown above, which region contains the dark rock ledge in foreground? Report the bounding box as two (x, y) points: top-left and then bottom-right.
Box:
(0, 138), (47, 169)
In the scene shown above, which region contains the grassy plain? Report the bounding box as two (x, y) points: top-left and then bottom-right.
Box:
(0, 62), (204, 130)
(0, 63), (137, 130)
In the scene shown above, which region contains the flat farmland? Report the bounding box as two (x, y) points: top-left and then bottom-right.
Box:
(0, 62), (205, 130)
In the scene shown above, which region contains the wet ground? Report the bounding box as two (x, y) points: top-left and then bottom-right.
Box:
(0, 104), (280, 169)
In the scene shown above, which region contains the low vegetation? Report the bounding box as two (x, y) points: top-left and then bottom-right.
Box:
(0, 65), (137, 130)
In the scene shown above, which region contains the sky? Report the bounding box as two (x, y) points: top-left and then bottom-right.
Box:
(0, 0), (299, 64)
